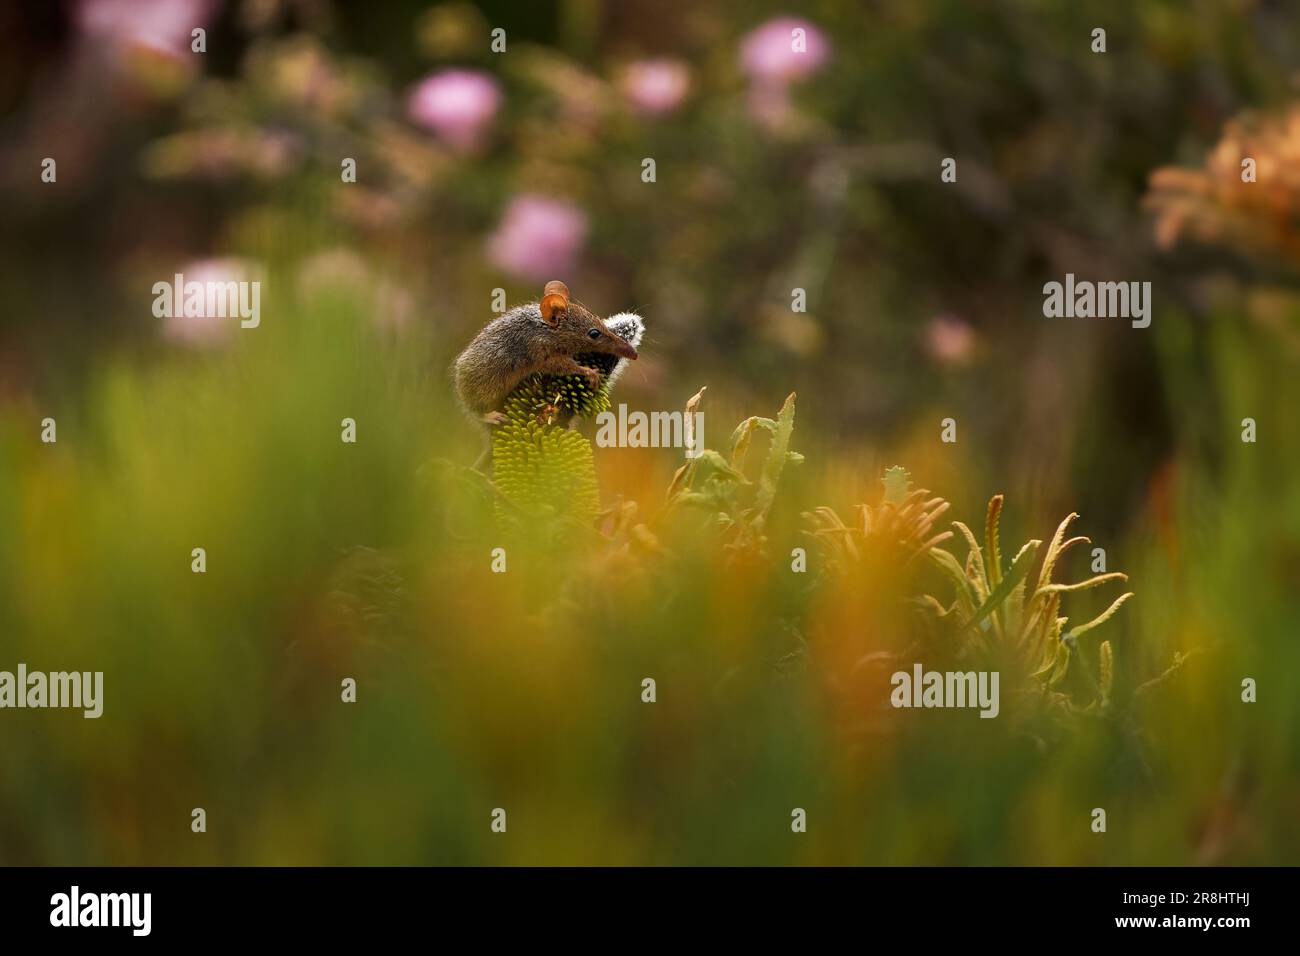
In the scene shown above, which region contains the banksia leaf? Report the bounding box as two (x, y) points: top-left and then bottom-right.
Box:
(1002, 540), (1036, 639)
(1099, 640), (1114, 700)
(1037, 512), (1080, 592)
(952, 521), (988, 599)
(963, 539), (1039, 636)
(753, 392), (796, 526)
(1045, 636), (1072, 686)
(1035, 572), (1128, 598)
(1031, 639), (1070, 684)
(925, 495), (1137, 707)
(1064, 592), (1135, 642)
(985, 494), (1004, 591)
(730, 416), (777, 471)
(928, 547), (979, 617)
(667, 386), (708, 502)
(689, 449), (747, 483)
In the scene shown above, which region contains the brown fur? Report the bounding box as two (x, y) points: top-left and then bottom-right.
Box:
(453, 283), (638, 420)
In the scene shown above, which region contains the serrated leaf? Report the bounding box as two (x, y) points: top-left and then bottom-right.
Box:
(1037, 512), (1079, 591)
(985, 494), (1004, 591)
(1045, 634), (1072, 686)
(1003, 540), (1037, 640)
(666, 460), (694, 501)
(729, 416), (777, 471)
(952, 521), (988, 599)
(1035, 571), (1128, 598)
(803, 506), (848, 533)
(752, 392), (796, 527)
(1063, 592), (1134, 642)
(962, 539), (1039, 636)
(691, 449), (747, 483)
(1099, 640), (1114, 699)
(1031, 640), (1070, 682)
(927, 547), (979, 616)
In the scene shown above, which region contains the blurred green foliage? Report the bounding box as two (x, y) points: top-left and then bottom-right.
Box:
(0, 0), (1297, 864)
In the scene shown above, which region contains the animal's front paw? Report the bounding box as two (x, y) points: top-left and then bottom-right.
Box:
(579, 366), (602, 391)
(481, 410), (509, 427)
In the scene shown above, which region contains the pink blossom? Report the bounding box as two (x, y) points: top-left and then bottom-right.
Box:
(621, 59), (691, 116)
(160, 258), (259, 349)
(76, 0), (217, 58)
(486, 195), (588, 282)
(925, 314), (977, 366)
(739, 17), (829, 83)
(407, 69), (502, 151)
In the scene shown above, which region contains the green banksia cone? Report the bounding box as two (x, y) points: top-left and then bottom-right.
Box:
(507, 365), (611, 423)
(492, 415), (599, 527)
(491, 364), (609, 531)
(490, 312), (644, 533)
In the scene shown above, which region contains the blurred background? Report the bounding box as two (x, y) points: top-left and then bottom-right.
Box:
(0, 0), (1297, 864)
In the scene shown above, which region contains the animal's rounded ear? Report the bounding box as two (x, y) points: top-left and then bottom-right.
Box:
(539, 280), (569, 326)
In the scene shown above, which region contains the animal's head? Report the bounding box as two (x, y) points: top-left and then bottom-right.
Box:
(538, 280), (639, 360)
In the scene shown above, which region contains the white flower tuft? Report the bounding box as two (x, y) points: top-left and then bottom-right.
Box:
(604, 311), (644, 389)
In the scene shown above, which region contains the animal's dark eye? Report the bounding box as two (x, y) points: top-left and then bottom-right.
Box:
(587, 328), (601, 340)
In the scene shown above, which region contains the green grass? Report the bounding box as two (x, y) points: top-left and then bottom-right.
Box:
(1, 285), (1296, 865)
